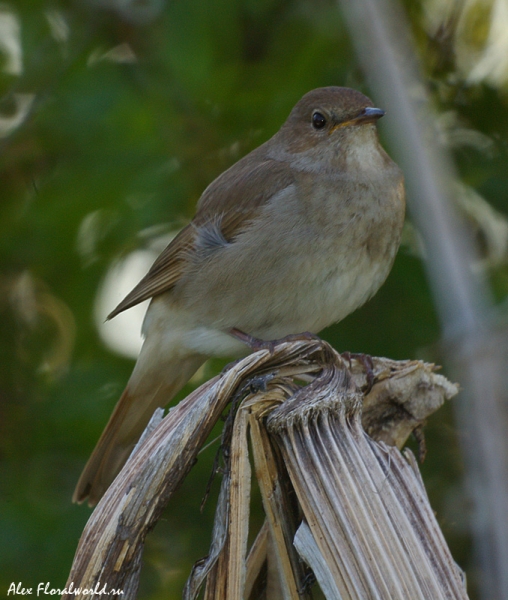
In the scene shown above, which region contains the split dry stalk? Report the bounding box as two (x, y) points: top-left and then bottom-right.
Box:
(64, 339), (464, 600)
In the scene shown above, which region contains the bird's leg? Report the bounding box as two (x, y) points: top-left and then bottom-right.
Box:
(342, 351), (375, 393)
(229, 328), (320, 354)
(229, 328), (271, 352)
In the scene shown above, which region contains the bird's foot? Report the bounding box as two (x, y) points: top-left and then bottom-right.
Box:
(230, 328), (320, 354)
(342, 351), (375, 393)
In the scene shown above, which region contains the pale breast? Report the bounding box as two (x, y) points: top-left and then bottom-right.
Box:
(170, 168), (403, 342)
(281, 175), (404, 334)
(168, 126), (405, 347)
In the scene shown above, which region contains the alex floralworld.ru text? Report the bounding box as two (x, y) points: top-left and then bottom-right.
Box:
(8, 582), (124, 596)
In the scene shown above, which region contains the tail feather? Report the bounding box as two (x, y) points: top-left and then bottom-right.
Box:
(73, 353), (205, 506)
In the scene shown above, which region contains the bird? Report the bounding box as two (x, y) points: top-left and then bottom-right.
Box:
(73, 86), (405, 505)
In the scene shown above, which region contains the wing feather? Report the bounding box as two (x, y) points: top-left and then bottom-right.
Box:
(108, 150), (293, 319)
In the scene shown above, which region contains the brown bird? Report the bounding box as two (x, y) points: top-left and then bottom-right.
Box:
(74, 87), (405, 505)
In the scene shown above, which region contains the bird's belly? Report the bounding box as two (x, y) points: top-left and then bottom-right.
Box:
(174, 233), (397, 356)
(168, 176), (404, 357)
(254, 247), (393, 339)
(146, 243), (394, 361)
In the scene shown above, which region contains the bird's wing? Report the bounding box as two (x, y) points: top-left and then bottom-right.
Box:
(108, 155), (293, 319)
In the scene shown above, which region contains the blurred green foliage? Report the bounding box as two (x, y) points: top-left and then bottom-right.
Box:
(1, 0), (508, 598)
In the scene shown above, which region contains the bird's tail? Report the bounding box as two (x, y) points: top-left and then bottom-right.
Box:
(73, 352), (205, 506)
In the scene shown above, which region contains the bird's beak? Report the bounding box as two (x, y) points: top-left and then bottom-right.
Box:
(328, 107), (385, 134)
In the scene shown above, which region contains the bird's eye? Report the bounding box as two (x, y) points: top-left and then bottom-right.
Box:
(312, 111), (327, 130)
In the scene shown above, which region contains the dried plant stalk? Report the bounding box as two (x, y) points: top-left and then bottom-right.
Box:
(202, 388), (311, 600)
(202, 402), (251, 600)
(267, 360), (467, 599)
(64, 339), (461, 600)
(248, 392), (310, 599)
(350, 356), (458, 451)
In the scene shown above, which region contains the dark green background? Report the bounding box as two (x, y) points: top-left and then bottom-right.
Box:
(1, 1), (507, 598)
